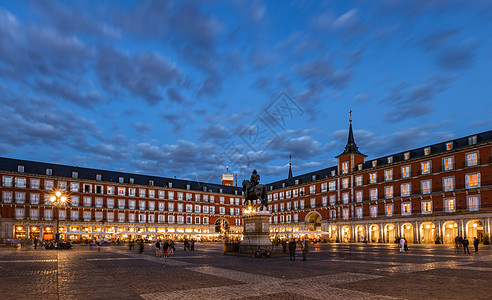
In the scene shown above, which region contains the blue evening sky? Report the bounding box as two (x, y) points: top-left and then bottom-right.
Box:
(0, 0), (491, 184)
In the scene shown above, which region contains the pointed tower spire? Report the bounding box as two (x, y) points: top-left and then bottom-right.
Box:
(288, 154), (293, 179)
(336, 110), (365, 157)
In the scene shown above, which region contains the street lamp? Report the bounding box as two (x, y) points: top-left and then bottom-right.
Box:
(50, 190), (68, 242)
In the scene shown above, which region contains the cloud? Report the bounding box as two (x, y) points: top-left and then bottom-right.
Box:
(36, 79), (103, 108)
(160, 113), (186, 133)
(423, 29), (477, 70)
(197, 123), (232, 142)
(132, 122), (153, 133)
(380, 76), (454, 122)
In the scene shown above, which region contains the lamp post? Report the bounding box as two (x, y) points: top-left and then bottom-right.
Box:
(50, 190), (68, 242)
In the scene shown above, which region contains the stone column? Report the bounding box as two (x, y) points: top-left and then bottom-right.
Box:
(39, 225), (44, 240)
(380, 223), (385, 243)
(396, 222), (401, 238)
(414, 221), (420, 244)
(25, 225), (30, 240)
(365, 224), (369, 243)
(437, 220), (442, 244)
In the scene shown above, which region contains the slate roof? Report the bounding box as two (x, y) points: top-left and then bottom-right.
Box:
(0, 157), (243, 196)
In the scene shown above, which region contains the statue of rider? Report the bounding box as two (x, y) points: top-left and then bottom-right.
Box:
(250, 169), (260, 187)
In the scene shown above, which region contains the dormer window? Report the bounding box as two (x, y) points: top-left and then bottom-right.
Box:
(282, 183), (285, 188)
(312, 175), (317, 181)
(219, 188), (223, 193)
(149, 180), (154, 186)
(270, 186), (273, 191)
(119, 177), (124, 183)
(387, 157), (393, 164)
(424, 147), (431, 155)
(129, 178), (134, 184)
(331, 170), (336, 176)
(96, 174), (102, 181)
(46, 169), (53, 176)
(342, 162), (349, 174)
(468, 135), (477, 145)
(372, 160), (377, 167)
(72, 172), (78, 179)
(295, 179), (299, 185)
(358, 164), (363, 170)
(404, 152), (410, 160)
(446, 142), (453, 150)
(186, 184), (190, 190)
(18, 165), (24, 173)
(168, 182), (172, 188)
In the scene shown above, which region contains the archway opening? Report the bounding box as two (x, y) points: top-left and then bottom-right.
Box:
(402, 223), (414, 243)
(356, 225), (365, 242)
(306, 213), (321, 231)
(420, 222), (435, 244)
(443, 221), (458, 244)
(385, 224), (396, 243)
(370, 225), (380, 243)
(342, 226), (351, 243)
(466, 220), (484, 242)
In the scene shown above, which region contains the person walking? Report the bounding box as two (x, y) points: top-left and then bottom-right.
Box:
(163, 240), (169, 257)
(288, 238), (296, 261)
(473, 237), (479, 252)
(33, 238), (38, 250)
(169, 240), (175, 256)
(399, 237), (405, 253)
(155, 240), (161, 257)
(301, 239), (308, 261)
(190, 239), (195, 251)
(139, 239), (144, 254)
(462, 237), (470, 254)
(282, 240), (287, 253)
(184, 239), (188, 251)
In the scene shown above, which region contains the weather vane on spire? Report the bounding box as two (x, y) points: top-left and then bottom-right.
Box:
(349, 109), (353, 122)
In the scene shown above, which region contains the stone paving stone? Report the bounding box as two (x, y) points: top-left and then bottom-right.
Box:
(238, 291), (319, 300)
(188, 266), (283, 284)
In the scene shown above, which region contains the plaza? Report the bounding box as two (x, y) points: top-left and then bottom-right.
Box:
(1, 242), (491, 299)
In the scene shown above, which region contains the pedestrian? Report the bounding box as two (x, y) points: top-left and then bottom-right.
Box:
(462, 237), (470, 254)
(191, 239), (195, 251)
(155, 240), (161, 257)
(184, 238), (188, 251)
(163, 240), (169, 257)
(404, 238), (408, 252)
(473, 237), (479, 252)
(282, 240), (287, 253)
(301, 239), (308, 261)
(399, 237), (405, 252)
(288, 238), (296, 261)
(139, 239), (144, 254)
(34, 238), (38, 250)
(169, 240), (175, 255)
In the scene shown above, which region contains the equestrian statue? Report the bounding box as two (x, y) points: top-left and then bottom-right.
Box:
(242, 169), (268, 210)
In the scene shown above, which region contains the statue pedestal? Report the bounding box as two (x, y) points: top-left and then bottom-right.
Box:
(240, 210), (272, 255)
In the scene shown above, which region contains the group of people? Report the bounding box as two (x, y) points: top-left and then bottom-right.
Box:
(286, 238), (309, 261)
(455, 236), (480, 254)
(399, 237), (409, 252)
(183, 238), (196, 251)
(154, 240), (176, 257)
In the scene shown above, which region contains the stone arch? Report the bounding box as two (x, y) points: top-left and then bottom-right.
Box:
(401, 223), (414, 242)
(466, 220), (484, 242)
(355, 225), (365, 242)
(341, 225), (351, 243)
(215, 218), (230, 233)
(369, 224), (380, 243)
(442, 221), (458, 244)
(385, 224), (396, 243)
(420, 222), (435, 244)
(305, 211), (322, 231)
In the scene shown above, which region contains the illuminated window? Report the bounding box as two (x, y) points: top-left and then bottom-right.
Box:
(468, 135), (477, 145)
(424, 147), (431, 155)
(402, 203), (411, 215)
(385, 186), (393, 199)
(466, 152), (478, 166)
(370, 205), (378, 217)
(387, 156), (393, 164)
(401, 165), (411, 178)
(372, 160), (377, 167)
(421, 161), (431, 175)
(118, 187), (125, 196)
(355, 191), (363, 202)
(401, 183), (411, 197)
(444, 198), (455, 212)
(443, 177), (454, 192)
(404, 152), (410, 160)
(342, 178), (349, 189)
(446, 142), (453, 150)
(467, 195), (480, 211)
(421, 180), (431, 194)
(342, 208), (349, 220)
(342, 161), (349, 174)
(356, 207), (363, 218)
(342, 193), (349, 204)
(443, 157), (454, 171)
(385, 204), (393, 216)
(422, 201), (432, 214)
(355, 175), (363, 186)
(358, 164), (363, 170)
(465, 173), (480, 189)
(370, 172), (377, 183)
(384, 169), (393, 181)
(370, 188), (378, 200)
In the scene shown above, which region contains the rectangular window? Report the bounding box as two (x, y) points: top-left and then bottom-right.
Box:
(177, 192), (183, 200)
(468, 195), (480, 211)
(195, 194), (201, 201)
(186, 204), (193, 212)
(203, 205), (209, 213)
(287, 202), (292, 210)
(310, 198), (316, 208)
(30, 209), (39, 220)
(355, 176), (363, 186)
(168, 215), (175, 224)
(139, 200), (146, 210)
(106, 212), (114, 222)
(322, 196), (327, 207)
(309, 185), (316, 194)
(342, 193), (349, 204)
(118, 199), (125, 209)
(129, 200), (135, 209)
(421, 161), (431, 175)
(71, 196), (79, 207)
(401, 203), (411, 215)
(372, 160), (377, 167)
(30, 179), (40, 189)
(15, 192), (25, 203)
(2, 176), (13, 187)
(148, 214), (154, 223)
(83, 211), (91, 222)
(424, 147), (430, 155)
(342, 178), (349, 189)
(71, 210), (79, 220)
(107, 186), (114, 195)
(274, 204), (278, 212)
(44, 209), (53, 220)
(342, 161), (349, 174)
(70, 182), (79, 192)
(466, 152), (478, 166)
(329, 181), (336, 191)
(139, 189), (146, 197)
(148, 190), (155, 198)
(422, 201), (432, 214)
(321, 182), (327, 192)
(15, 177), (26, 188)
(279, 193), (284, 200)
(128, 213), (135, 223)
(138, 214), (146, 223)
(107, 198), (114, 209)
(158, 202), (165, 211)
(83, 197), (91, 207)
(446, 142), (453, 150)
(329, 195), (336, 205)
(443, 157), (454, 171)
(294, 201), (299, 209)
(168, 191), (174, 200)
(342, 208), (349, 220)
(158, 190), (165, 199)
(95, 197), (103, 208)
(15, 208), (25, 220)
(385, 204), (393, 216)
(421, 180), (431, 194)
(465, 173), (480, 189)
(401, 165), (411, 178)
(369, 173), (377, 184)
(329, 210), (336, 220)
(286, 190), (291, 198)
(370, 188), (378, 200)
(118, 213), (125, 222)
(401, 183), (411, 197)
(30, 193), (40, 205)
(168, 203), (174, 211)
(148, 201), (155, 210)
(44, 180), (54, 190)
(300, 200), (305, 209)
(370, 205), (377, 217)
(188, 193), (193, 201)
(158, 215), (165, 223)
(444, 198), (455, 212)
(219, 207), (225, 215)
(95, 211), (103, 221)
(387, 156), (393, 164)
(177, 203), (183, 212)
(404, 152), (410, 160)
(443, 177), (454, 192)
(384, 169), (393, 181)
(385, 186), (393, 199)
(72, 171), (78, 178)
(293, 189), (298, 197)
(280, 203), (285, 211)
(128, 188), (136, 197)
(118, 187), (125, 196)
(356, 207), (363, 218)
(356, 191), (363, 202)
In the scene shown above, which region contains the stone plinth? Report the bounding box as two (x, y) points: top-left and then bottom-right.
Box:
(239, 210), (272, 254)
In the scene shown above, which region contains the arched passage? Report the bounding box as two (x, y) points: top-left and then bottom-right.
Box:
(341, 226), (351, 243)
(369, 224), (380, 243)
(402, 223), (414, 243)
(305, 212), (322, 231)
(356, 225), (365, 242)
(385, 224), (396, 243)
(443, 221), (458, 244)
(466, 220), (484, 242)
(420, 222), (435, 244)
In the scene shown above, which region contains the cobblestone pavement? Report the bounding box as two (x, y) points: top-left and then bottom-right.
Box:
(0, 243), (491, 299)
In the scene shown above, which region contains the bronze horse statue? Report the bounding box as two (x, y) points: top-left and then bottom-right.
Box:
(242, 180), (268, 210)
